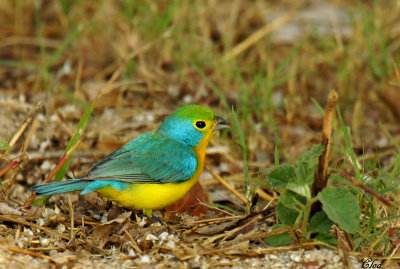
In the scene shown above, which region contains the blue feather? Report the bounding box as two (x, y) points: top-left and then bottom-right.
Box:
(31, 179), (89, 196)
(31, 179), (130, 196)
(80, 180), (130, 194)
(83, 132), (198, 183)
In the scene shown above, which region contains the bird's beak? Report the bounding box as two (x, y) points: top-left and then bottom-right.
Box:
(213, 115), (231, 130)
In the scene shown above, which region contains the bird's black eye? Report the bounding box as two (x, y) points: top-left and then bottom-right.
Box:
(195, 121), (206, 129)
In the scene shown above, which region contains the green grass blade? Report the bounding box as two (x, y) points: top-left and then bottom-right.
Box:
(0, 60), (37, 70)
(61, 89), (91, 111)
(54, 102), (95, 183)
(275, 33), (310, 75)
(0, 140), (11, 151)
(231, 107), (250, 203)
(205, 202), (240, 215)
(46, 25), (85, 68)
(190, 61), (229, 111)
(336, 107), (361, 180)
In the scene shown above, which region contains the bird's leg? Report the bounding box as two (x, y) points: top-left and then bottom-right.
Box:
(142, 209), (164, 224)
(143, 209), (152, 218)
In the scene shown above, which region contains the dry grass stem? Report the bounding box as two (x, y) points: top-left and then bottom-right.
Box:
(2, 101), (44, 157)
(312, 90), (338, 196)
(206, 166), (248, 204)
(223, 12), (293, 60)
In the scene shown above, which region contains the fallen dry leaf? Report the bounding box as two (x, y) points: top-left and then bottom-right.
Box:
(166, 182), (208, 217)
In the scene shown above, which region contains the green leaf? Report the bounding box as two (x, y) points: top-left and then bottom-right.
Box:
(315, 233), (337, 246)
(286, 182), (311, 198)
(309, 211), (334, 234)
(284, 144), (324, 198)
(279, 190), (305, 211)
(276, 202), (299, 225)
(267, 165), (295, 188)
(0, 140), (11, 151)
(318, 186), (360, 233)
(294, 144), (325, 186)
(329, 174), (348, 185)
(264, 224), (293, 247)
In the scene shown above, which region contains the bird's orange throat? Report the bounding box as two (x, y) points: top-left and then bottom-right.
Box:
(193, 130), (216, 166)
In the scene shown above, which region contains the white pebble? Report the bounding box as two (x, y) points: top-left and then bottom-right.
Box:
(165, 240), (176, 248)
(145, 113), (154, 122)
(101, 213), (108, 223)
(23, 227), (33, 236)
(128, 249), (135, 257)
(57, 223), (65, 233)
(183, 95), (192, 103)
(138, 217), (147, 228)
(139, 254), (151, 264)
(290, 254), (301, 262)
(17, 241), (24, 248)
(145, 234), (158, 241)
(39, 139), (51, 152)
(19, 94), (26, 103)
(40, 160), (55, 171)
(40, 238), (50, 246)
(50, 114), (59, 122)
(158, 231), (169, 241)
(37, 114), (45, 122)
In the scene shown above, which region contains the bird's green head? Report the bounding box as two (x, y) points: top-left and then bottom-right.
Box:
(157, 105), (230, 147)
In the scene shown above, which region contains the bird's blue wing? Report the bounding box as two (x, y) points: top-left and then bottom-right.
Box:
(81, 132), (198, 183)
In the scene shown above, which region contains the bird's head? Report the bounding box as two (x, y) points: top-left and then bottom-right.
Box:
(157, 105), (230, 147)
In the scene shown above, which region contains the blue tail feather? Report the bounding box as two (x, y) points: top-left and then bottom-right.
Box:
(31, 179), (90, 196)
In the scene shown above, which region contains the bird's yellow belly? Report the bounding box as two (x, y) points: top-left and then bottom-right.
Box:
(96, 173), (199, 210)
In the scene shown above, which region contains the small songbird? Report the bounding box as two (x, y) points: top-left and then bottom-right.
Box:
(31, 105), (230, 218)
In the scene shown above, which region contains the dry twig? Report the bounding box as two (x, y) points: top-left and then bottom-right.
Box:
(331, 170), (392, 207)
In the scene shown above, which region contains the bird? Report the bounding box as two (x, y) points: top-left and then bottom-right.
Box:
(31, 105), (230, 218)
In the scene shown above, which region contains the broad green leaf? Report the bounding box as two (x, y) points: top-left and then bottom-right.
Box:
(318, 186), (360, 233)
(266, 165), (295, 188)
(329, 174), (348, 185)
(309, 211), (334, 234)
(286, 182), (311, 198)
(315, 233), (337, 246)
(279, 190), (305, 210)
(0, 140), (11, 151)
(294, 144), (325, 186)
(276, 202), (299, 225)
(264, 224), (293, 247)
